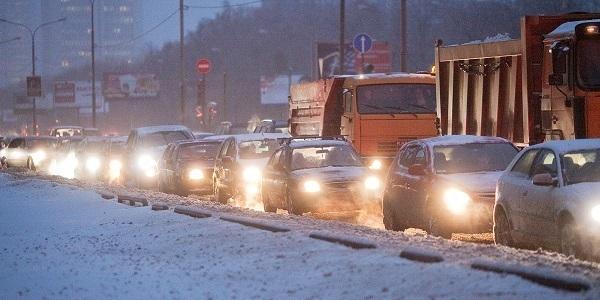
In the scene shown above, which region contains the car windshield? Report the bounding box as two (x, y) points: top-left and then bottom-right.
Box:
(84, 141), (108, 153)
(28, 139), (57, 149)
(178, 143), (220, 160)
(434, 143), (517, 174)
(577, 39), (600, 89)
(141, 131), (190, 148)
(291, 145), (362, 170)
(357, 83), (436, 114)
(562, 149), (600, 185)
(238, 139), (280, 159)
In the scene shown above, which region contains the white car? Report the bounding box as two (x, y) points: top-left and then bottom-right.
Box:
(494, 139), (600, 260)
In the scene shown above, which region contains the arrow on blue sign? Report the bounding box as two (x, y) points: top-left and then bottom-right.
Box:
(353, 33), (373, 54)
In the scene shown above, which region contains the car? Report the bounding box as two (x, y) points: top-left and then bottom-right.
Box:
(494, 139), (600, 260)
(193, 132), (214, 139)
(382, 135), (519, 238)
(210, 133), (290, 204)
(123, 125), (194, 188)
(158, 139), (223, 196)
(2, 136), (59, 171)
(261, 136), (381, 216)
(74, 136), (127, 182)
(215, 121), (250, 135)
(253, 119), (289, 134)
(49, 126), (84, 138)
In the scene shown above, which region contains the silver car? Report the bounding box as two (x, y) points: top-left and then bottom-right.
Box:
(494, 139), (600, 260)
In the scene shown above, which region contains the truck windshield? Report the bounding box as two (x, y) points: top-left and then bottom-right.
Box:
(357, 84), (436, 114)
(434, 143), (518, 174)
(577, 39), (600, 89)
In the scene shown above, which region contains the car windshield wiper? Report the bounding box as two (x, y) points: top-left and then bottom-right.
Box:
(360, 104), (396, 118)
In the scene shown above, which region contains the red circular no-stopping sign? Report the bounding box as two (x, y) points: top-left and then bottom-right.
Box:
(196, 58), (212, 74)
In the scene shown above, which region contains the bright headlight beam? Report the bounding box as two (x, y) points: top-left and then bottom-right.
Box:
(86, 156), (101, 173)
(31, 150), (47, 164)
(369, 159), (382, 170)
(443, 188), (471, 215)
(303, 180), (321, 193)
(188, 169), (203, 180)
(242, 166), (261, 182)
(364, 176), (381, 190)
(591, 205), (600, 223)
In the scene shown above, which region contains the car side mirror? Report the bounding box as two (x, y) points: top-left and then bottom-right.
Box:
(532, 173), (557, 187)
(408, 164), (427, 176)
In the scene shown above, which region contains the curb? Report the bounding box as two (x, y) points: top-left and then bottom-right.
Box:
(308, 232), (376, 249)
(400, 247), (444, 263)
(117, 194), (148, 206)
(471, 260), (590, 292)
(98, 191), (115, 200)
(151, 203), (169, 211)
(220, 216), (290, 233)
(174, 206), (212, 218)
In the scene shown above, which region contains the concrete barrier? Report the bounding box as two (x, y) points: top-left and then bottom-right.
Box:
(98, 191), (115, 200)
(220, 216), (290, 233)
(400, 247), (444, 263)
(308, 232), (376, 249)
(151, 203), (169, 211)
(471, 260), (590, 292)
(173, 206), (212, 218)
(117, 194), (148, 206)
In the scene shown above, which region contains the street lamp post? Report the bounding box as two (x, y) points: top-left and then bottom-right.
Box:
(90, 0), (97, 129)
(0, 17), (66, 135)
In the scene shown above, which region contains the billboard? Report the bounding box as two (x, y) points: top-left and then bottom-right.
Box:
(316, 41), (391, 78)
(102, 73), (159, 99)
(260, 75), (304, 105)
(53, 81), (103, 108)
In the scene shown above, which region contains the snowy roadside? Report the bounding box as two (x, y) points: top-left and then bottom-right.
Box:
(1, 171), (599, 299)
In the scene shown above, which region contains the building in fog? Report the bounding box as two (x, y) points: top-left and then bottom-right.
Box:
(41, 0), (142, 76)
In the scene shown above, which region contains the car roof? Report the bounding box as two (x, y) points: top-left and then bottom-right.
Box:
(417, 135), (511, 147)
(205, 133), (290, 143)
(288, 139), (350, 148)
(134, 125), (190, 135)
(175, 139), (223, 146)
(528, 139), (600, 154)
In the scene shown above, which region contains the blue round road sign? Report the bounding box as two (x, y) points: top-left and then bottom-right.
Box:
(353, 33), (373, 53)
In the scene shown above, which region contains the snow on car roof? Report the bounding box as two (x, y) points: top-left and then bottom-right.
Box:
(134, 125), (191, 135)
(204, 133), (290, 143)
(288, 139), (350, 148)
(529, 139), (600, 154)
(420, 135), (511, 147)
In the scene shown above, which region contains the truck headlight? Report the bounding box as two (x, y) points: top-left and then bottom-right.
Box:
(303, 180), (321, 193)
(86, 156), (101, 173)
(369, 159), (382, 170)
(364, 176), (381, 190)
(443, 188), (471, 215)
(242, 166), (261, 183)
(188, 169), (203, 180)
(591, 205), (600, 222)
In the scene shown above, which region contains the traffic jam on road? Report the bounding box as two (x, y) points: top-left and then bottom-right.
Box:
(1, 8), (600, 299)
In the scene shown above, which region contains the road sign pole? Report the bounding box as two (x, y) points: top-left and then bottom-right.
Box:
(361, 53), (365, 73)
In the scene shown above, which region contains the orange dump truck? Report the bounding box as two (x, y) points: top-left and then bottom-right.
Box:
(289, 73), (438, 169)
(435, 14), (600, 145)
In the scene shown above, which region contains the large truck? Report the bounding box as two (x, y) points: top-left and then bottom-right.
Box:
(435, 14), (600, 145)
(289, 73), (438, 169)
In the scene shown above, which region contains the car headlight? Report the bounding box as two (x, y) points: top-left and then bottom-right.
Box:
(137, 154), (157, 169)
(591, 205), (600, 223)
(364, 176), (381, 190)
(242, 166), (261, 183)
(302, 180), (321, 193)
(443, 188), (471, 215)
(369, 159), (382, 170)
(31, 150), (47, 164)
(86, 156), (101, 173)
(188, 169), (203, 180)
(109, 159), (122, 179)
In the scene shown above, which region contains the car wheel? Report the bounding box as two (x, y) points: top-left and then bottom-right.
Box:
(27, 157), (36, 171)
(262, 191), (276, 213)
(383, 198), (406, 231)
(560, 220), (584, 258)
(427, 215), (452, 239)
(214, 182), (228, 204)
(285, 191), (301, 215)
(493, 208), (513, 247)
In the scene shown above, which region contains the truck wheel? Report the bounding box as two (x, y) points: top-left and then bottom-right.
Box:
(493, 209), (513, 247)
(560, 220), (584, 258)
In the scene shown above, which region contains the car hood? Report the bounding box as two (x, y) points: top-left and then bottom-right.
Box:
(238, 157), (270, 170)
(437, 171), (503, 194)
(291, 166), (367, 183)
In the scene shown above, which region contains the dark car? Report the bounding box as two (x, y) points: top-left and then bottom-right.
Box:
(253, 119), (289, 134)
(261, 137), (382, 215)
(3, 136), (58, 171)
(382, 135), (518, 238)
(74, 136), (127, 181)
(158, 139), (223, 196)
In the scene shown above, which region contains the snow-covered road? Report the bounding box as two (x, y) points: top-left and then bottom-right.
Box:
(0, 172), (599, 299)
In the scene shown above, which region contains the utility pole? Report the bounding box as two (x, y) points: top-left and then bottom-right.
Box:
(339, 0), (345, 75)
(223, 72), (227, 121)
(0, 17), (66, 135)
(179, 0), (186, 125)
(90, 0), (97, 128)
(400, 0), (408, 72)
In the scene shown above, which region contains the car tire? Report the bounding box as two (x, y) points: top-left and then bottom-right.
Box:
(493, 208), (514, 247)
(285, 191), (301, 215)
(427, 215), (452, 239)
(560, 220), (584, 258)
(383, 199), (406, 231)
(27, 157), (36, 171)
(262, 191), (276, 213)
(214, 182), (228, 204)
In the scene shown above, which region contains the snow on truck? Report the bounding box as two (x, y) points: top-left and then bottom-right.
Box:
(435, 14), (600, 146)
(289, 73), (438, 170)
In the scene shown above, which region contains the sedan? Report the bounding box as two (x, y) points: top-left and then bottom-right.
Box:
(158, 139), (223, 196)
(382, 135), (519, 238)
(2, 136), (58, 171)
(261, 137), (381, 216)
(495, 139), (600, 260)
